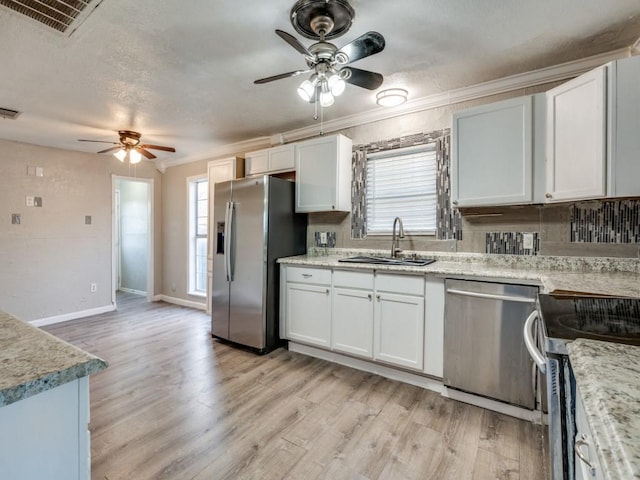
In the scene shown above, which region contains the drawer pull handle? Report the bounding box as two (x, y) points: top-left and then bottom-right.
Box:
(302, 274), (312, 278)
(575, 435), (596, 476)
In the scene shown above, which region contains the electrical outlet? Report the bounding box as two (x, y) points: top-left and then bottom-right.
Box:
(319, 232), (328, 245)
(25, 196), (34, 207)
(90, 283), (97, 293)
(523, 233), (534, 250)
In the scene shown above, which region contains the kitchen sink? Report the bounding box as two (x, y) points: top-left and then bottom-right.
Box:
(337, 255), (435, 266)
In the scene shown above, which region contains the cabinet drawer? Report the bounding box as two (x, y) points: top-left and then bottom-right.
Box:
(376, 273), (424, 296)
(286, 266), (331, 285)
(333, 270), (374, 289)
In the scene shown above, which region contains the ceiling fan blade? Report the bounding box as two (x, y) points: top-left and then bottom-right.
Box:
(340, 67), (384, 90)
(97, 146), (123, 154)
(140, 144), (176, 152)
(254, 69), (311, 84)
(336, 31), (385, 64)
(275, 29), (313, 57)
(78, 139), (119, 144)
(138, 148), (156, 160)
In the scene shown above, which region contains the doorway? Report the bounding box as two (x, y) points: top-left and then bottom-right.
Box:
(112, 176), (154, 306)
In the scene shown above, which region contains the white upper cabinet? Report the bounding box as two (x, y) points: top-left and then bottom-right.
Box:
(295, 134), (352, 212)
(608, 55), (640, 197)
(546, 66), (607, 202)
(245, 144), (295, 176)
(452, 95), (545, 207)
(546, 55), (640, 202)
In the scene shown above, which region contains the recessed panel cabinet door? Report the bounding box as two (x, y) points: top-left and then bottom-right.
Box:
(332, 287), (374, 358)
(546, 66), (607, 202)
(452, 95), (534, 207)
(373, 292), (425, 370)
(286, 283), (331, 348)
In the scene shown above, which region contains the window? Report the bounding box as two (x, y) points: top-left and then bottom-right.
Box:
(366, 143), (437, 235)
(188, 176), (208, 296)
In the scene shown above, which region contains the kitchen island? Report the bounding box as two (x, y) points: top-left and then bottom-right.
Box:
(0, 309), (107, 480)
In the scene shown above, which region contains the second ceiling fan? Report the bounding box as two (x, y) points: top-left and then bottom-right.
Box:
(254, 0), (385, 108)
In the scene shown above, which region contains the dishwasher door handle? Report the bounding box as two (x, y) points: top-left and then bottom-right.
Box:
(523, 310), (546, 374)
(446, 288), (537, 304)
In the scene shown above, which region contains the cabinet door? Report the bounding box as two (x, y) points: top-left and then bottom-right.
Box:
(246, 150), (269, 176)
(546, 66), (607, 202)
(332, 287), (374, 358)
(268, 145), (295, 172)
(286, 283), (331, 347)
(452, 96), (533, 207)
(295, 134), (352, 212)
(374, 292), (424, 370)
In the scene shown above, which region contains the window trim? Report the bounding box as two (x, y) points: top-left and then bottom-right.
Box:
(365, 143), (437, 237)
(187, 174), (208, 297)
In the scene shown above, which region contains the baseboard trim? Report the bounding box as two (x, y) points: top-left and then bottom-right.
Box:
(443, 387), (543, 423)
(289, 342), (544, 422)
(119, 287), (146, 296)
(156, 295), (206, 311)
(30, 305), (116, 327)
(288, 342), (445, 395)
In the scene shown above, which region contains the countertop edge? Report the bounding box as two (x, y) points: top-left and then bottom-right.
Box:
(0, 357), (108, 408)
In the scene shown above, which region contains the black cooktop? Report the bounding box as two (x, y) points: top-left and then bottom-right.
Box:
(538, 294), (640, 346)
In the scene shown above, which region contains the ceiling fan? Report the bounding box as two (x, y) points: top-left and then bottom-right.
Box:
(78, 130), (176, 164)
(254, 0), (385, 108)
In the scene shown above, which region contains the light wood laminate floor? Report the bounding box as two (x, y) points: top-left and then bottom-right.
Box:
(44, 293), (546, 480)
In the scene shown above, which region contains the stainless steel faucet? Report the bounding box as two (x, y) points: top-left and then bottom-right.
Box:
(391, 217), (405, 257)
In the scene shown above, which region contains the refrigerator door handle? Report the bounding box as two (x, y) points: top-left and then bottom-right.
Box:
(224, 201), (233, 282)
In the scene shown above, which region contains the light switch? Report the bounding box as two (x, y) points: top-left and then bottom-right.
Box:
(12, 214), (21, 225)
(34, 197), (42, 207)
(85, 215), (92, 225)
(35, 167), (44, 177)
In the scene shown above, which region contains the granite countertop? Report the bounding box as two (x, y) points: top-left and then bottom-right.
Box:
(0, 310), (108, 407)
(278, 248), (640, 297)
(568, 339), (640, 480)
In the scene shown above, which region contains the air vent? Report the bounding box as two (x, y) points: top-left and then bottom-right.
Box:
(0, 107), (21, 120)
(0, 0), (96, 34)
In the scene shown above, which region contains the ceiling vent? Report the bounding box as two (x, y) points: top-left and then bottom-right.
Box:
(0, 107), (21, 120)
(0, 0), (100, 34)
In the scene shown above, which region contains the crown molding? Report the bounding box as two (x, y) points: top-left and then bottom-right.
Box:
(278, 47), (632, 143)
(162, 46), (632, 169)
(158, 135), (271, 170)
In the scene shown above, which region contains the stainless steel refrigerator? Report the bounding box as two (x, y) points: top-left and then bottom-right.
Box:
(211, 176), (307, 353)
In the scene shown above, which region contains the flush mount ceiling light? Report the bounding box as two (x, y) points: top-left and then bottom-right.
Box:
(254, 0), (386, 116)
(78, 130), (176, 164)
(376, 88), (408, 107)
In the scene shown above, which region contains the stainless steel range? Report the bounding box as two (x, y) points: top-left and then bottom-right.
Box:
(524, 294), (640, 480)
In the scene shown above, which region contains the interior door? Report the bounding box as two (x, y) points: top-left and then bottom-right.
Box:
(228, 177), (267, 349)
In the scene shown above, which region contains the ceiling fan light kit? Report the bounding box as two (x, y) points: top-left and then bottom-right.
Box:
(255, 0), (386, 116)
(376, 88), (408, 107)
(78, 130), (175, 164)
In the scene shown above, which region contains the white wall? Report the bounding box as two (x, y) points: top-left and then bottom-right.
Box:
(0, 139), (162, 322)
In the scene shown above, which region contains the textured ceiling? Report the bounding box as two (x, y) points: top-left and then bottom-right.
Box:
(0, 0), (639, 165)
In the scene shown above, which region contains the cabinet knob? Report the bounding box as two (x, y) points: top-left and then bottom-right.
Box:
(376, 295), (381, 301)
(545, 193), (552, 199)
(367, 294), (372, 301)
(326, 289), (330, 295)
(452, 200), (458, 206)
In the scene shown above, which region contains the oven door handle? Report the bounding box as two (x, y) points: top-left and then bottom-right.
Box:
(524, 310), (546, 374)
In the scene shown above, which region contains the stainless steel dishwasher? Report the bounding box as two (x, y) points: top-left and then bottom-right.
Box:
(443, 279), (538, 409)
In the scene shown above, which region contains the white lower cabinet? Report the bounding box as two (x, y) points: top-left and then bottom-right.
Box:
(284, 267), (331, 348)
(332, 270), (374, 358)
(282, 265), (443, 376)
(374, 274), (425, 371)
(575, 385), (603, 480)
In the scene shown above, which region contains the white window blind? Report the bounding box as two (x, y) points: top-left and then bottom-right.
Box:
(366, 144), (437, 235)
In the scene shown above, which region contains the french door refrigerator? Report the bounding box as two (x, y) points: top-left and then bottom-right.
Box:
(211, 176), (307, 353)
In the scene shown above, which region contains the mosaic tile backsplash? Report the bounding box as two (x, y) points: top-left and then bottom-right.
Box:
(350, 130), (461, 240)
(486, 232), (540, 255)
(571, 200), (640, 243)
